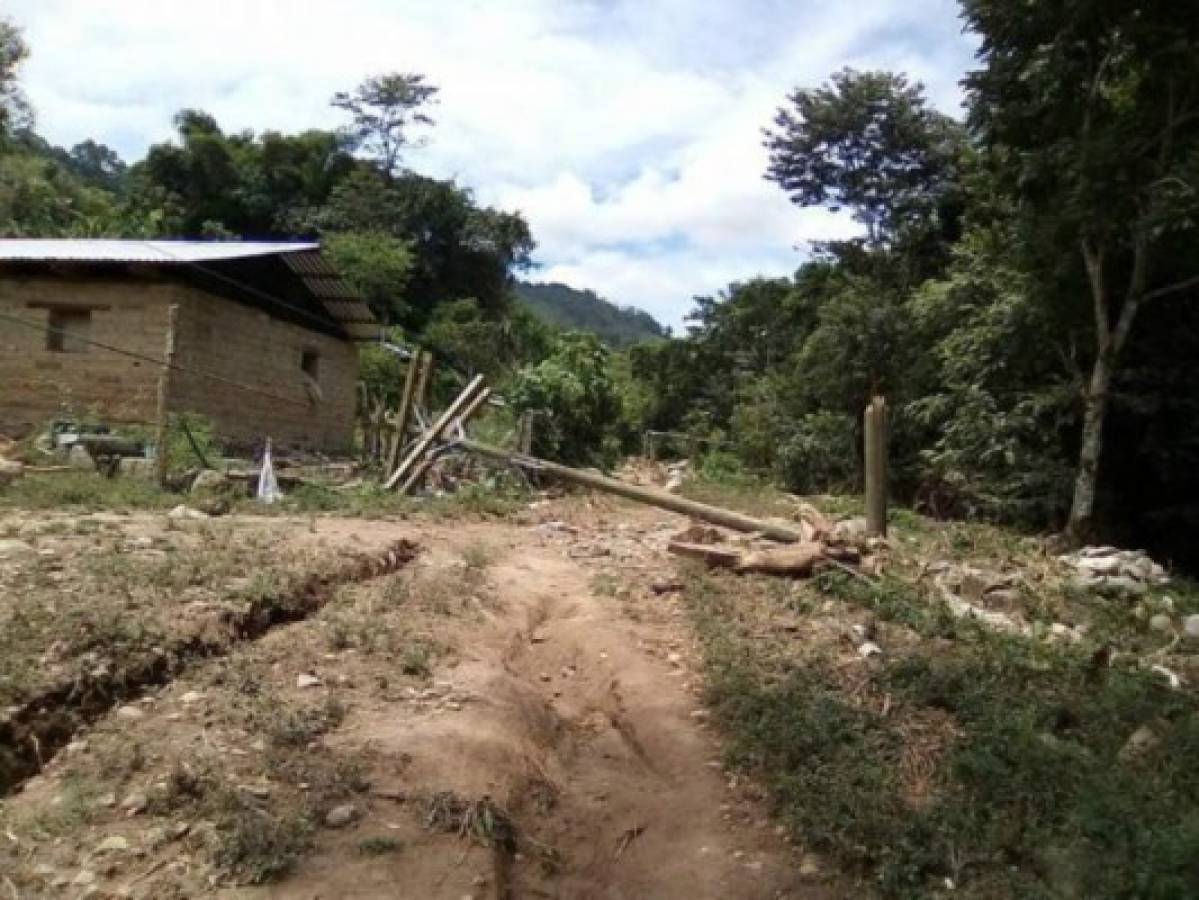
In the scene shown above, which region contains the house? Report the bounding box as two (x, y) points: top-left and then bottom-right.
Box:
(0, 240), (379, 454)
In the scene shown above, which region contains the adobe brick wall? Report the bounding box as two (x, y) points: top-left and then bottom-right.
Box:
(0, 273), (359, 454)
(169, 282), (358, 454)
(0, 274), (167, 436)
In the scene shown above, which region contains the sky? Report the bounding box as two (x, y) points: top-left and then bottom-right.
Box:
(6, 0), (979, 329)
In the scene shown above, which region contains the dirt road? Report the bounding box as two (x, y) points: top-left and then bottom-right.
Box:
(1, 499), (849, 898)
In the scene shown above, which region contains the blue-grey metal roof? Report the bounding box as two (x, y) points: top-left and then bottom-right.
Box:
(0, 239), (379, 341)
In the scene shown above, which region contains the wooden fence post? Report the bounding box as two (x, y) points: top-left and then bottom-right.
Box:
(386, 353), (422, 476)
(413, 351), (434, 413)
(517, 410), (535, 455)
(864, 395), (888, 537)
(154, 304), (179, 487)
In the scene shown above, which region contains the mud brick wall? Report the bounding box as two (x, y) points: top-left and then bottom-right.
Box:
(0, 274), (169, 436)
(0, 274), (358, 454)
(169, 282), (358, 454)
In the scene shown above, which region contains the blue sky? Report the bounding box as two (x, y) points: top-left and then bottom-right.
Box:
(6, 0), (978, 328)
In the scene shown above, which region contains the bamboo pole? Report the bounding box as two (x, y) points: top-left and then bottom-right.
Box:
(154, 304), (179, 487)
(460, 439), (804, 543)
(385, 374), (486, 490)
(398, 387), (492, 495)
(864, 395), (888, 537)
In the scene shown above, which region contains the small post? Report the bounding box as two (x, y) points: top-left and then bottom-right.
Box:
(517, 410), (535, 455)
(864, 395), (888, 537)
(154, 304), (179, 487)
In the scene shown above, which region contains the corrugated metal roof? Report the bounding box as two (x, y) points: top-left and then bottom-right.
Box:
(0, 239), (320, 264)
(0, 239), (382, 342)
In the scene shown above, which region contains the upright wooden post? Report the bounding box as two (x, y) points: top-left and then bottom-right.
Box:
(413, 351), (434, 413)
(386, 354), (422, 476)
(864, 395), (888, 537)
(154, 304), (179, 487)
(517, 410), (535, 455)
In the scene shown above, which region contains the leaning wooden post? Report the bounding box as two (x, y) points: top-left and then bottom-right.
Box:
(154, 304), (179, 487)
(864, 395), (888, 537)
(386, 353), (422, 476)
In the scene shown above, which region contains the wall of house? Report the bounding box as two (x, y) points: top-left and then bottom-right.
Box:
(169, 283), (358, 454)
(0, 273), (359, 455)
(0, 274), (168, 437)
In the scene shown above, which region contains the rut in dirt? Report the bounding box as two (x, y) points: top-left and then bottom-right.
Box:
(0, 539), (420, 796)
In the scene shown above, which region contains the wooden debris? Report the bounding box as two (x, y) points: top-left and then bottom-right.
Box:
(668, 539), (831, 576)
(385, 375), (485, 490)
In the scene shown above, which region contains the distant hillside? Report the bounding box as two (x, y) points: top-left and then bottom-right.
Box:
(514, 281), (667, 347)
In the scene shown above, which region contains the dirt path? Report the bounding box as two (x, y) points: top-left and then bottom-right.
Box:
(283, 518), (806, 899)
(1, 500), (849, 898)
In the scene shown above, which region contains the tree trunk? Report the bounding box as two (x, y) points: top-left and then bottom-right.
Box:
(1065, 355), (1111, 543)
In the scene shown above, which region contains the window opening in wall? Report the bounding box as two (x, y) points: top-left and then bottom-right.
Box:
(46, 308), (92, 353)
(301, 349), (320, 379)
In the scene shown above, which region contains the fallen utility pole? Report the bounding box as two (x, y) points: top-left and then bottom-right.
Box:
(460, 439), (803, 543)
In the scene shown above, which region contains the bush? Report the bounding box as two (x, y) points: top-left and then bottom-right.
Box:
(510, 332), (622, 466)
(775, 412), (858, 494)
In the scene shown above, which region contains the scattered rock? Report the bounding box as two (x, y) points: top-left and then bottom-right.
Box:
(1183, 615), (1199, 641)
(1148, 614), (1173, 634)
(296, 672), (322, 689)
(72, 869), (97, 886)
(1059, 546), (1168, 596)
(667, 652), (683, 666)
(1119, 724), (1160, 761)
(115, 705), (144, 720)
(125, 535), (154, 551)
(324, 803), (357, 828)
(167, 504), (209, 521)
(95, 835), (130, 854)
(120, 792), (148, 815)
(798, 853), (822, 877)
(190, 469), (230, 493)
(857, 641), (883, 658)
(180, 690), (203, 705)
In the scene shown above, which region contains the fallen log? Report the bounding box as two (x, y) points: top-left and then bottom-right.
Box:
(668, 540), (829, 576)
(461, 439), (803, 543)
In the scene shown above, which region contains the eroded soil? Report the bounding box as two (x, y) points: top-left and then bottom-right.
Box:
(0, 498), (854, 899)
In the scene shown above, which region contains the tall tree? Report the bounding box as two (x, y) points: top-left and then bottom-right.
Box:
(764, 68), (962, 247)
(332, 73), (438, 179)
(0, 17), (31, 141)
(962, 0), (1199, 540)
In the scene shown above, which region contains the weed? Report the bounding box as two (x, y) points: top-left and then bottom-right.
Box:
(0, 472), (174, 511)
(460, 540), (493, 572)
(398, 638), (438, 679)
(208, 788), (313, 885)
(357, 835), (403, 856)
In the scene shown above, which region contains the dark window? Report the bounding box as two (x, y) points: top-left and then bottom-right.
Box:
(301, 349), (320, 379)
(46, 309), (92, 353)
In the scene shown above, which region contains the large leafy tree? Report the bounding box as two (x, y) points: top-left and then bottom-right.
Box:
(962, 0), (1199, 540)
(332, 73), (438, 179)
(764, 68), (963, 248)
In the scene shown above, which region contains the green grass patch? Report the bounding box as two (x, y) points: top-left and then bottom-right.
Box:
(0, 472), (174, 510)
(685, 571), (1199, 898)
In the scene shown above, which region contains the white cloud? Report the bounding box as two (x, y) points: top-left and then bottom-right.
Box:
(4, 0), (977, 328)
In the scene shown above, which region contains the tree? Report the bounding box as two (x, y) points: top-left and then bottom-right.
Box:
(323, 231), (414, 324)
(332, 73), (438, 179)
(764, 68), (962, 246)
(0, 17), (31, 141)
(962, 0), (1199, 540)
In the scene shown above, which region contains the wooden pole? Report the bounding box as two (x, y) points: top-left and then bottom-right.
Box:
(413, 351), (434, 413)
(398, 387), (493, 495)
(154, 304), (179, 487)
(864, 395), (888, 537)
(517, 410), (535, 455)
(385, 374), (486, 490)
(461, 438), (804, 543)
(386, 354), (422, 476)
